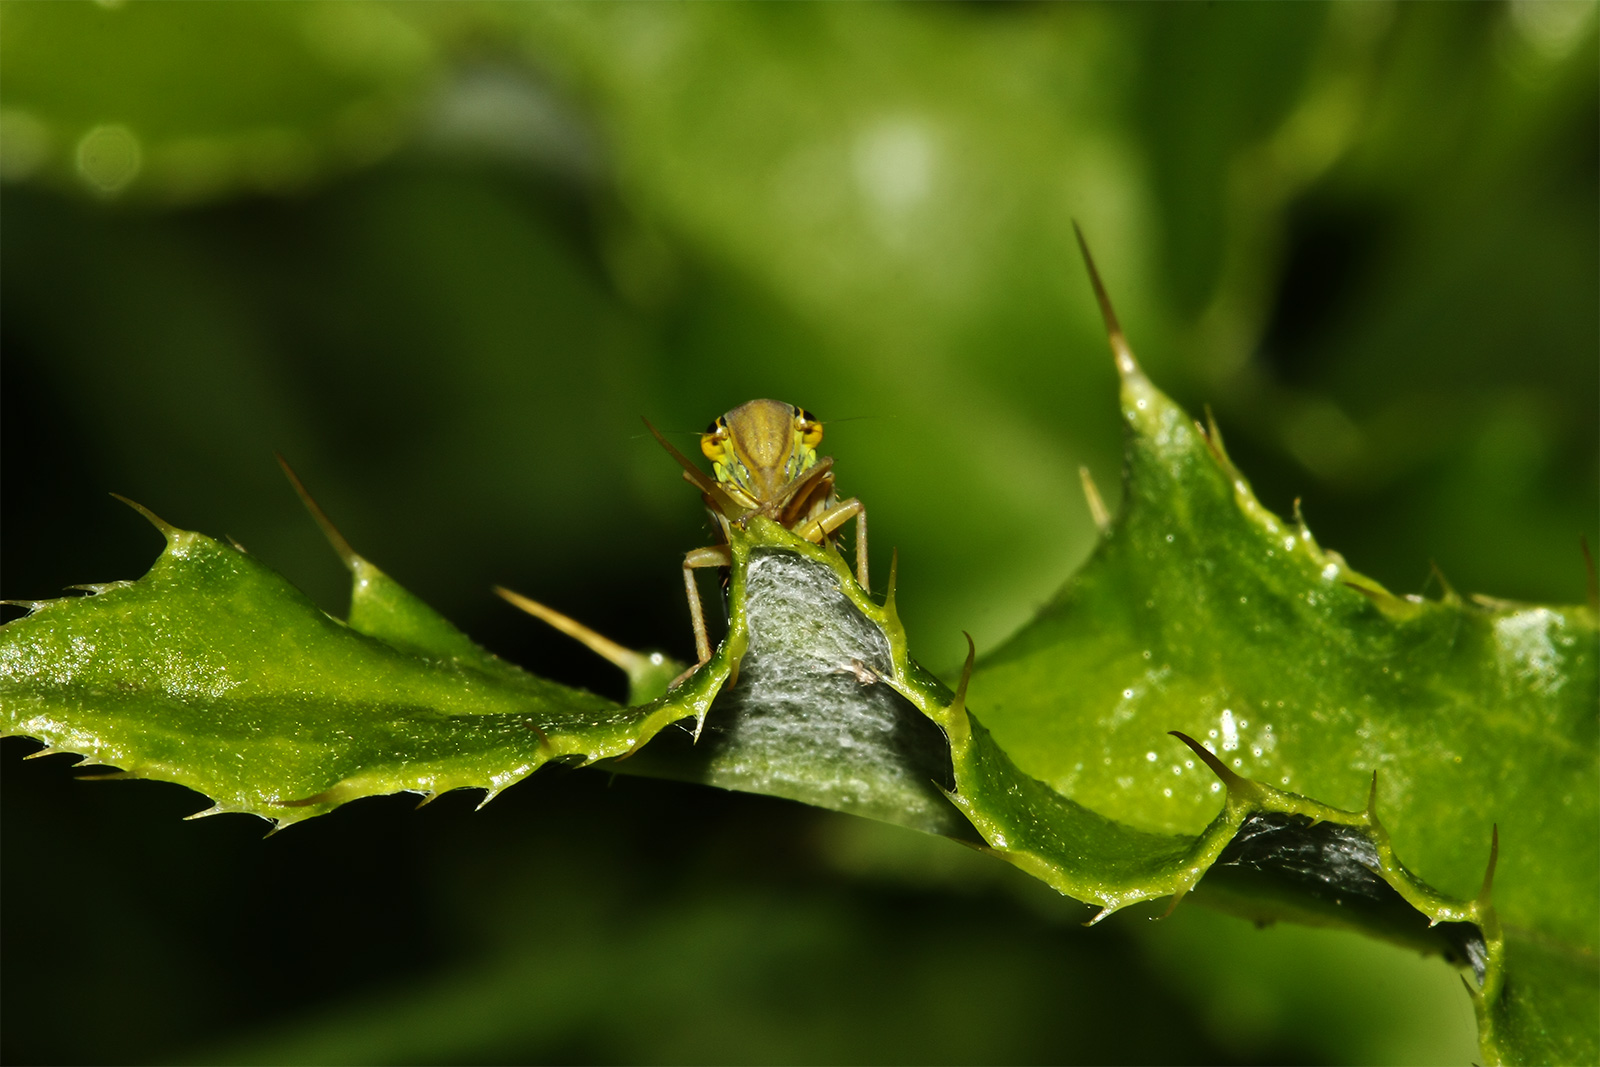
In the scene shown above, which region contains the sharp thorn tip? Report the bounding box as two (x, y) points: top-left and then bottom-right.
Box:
(1072, 223), (1139, 376)
(109, 493), (177, 537)
(1078, 465), (1110, 531)
(276, 455), (359, 570)
(495, 586), (646, 675)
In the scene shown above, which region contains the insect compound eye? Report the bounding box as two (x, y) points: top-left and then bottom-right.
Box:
(700, 418), (728, 463)
(796, 408), (824, 449)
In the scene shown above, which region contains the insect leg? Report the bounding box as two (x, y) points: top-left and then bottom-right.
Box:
(771, 456), (835, 510)
(796, 498), (869, 591)
(683, 544), (732, 664)
(853, 504), (868, 589)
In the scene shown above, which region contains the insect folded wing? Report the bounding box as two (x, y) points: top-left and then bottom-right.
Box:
(770, 457), (836, 527)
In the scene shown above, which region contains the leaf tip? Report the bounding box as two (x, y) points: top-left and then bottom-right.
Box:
(931, 632), (977, 750)
(1072, 221), (1141, 381)
(1168, 730), (1245, 790)
(1195, 410), (1238, 477)
(952, 632), (976, 716)
(1203, 405), (1228, 454)
(495, 585), (652, 680)
(1424, 560), (1461, 606)
(1078, 465), (1110, 532)
(1478, 823), (1499, 906)
(72, 768), (127, 781)
(1342, 579), (1421, 620)
(276, 454), (359, 571)
(183, 803), (227, 821)
(884, 547), (900, 616)
(109, 493), (178, 541)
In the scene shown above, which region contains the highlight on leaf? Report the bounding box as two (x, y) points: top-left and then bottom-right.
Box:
(0, 469), (732, 830)
(0, 234), (1591, 1065)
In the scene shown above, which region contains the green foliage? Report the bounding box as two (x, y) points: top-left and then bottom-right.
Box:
(0, 1), (436, 200)
(5, 350), (1594, 1062)
(973, 359), (1597, 946)
(958, 355), (1596, 1066)
(3, 2), (1595, 1065)
(0, 502), (726, 827)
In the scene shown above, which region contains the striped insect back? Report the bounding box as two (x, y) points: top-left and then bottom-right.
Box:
(700, 400), (824, 511)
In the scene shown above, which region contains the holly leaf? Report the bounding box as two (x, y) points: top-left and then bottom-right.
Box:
(0, 496), (729, 829)
(2, 303), (1591, 1064)
(950, 254), (1598, 1064)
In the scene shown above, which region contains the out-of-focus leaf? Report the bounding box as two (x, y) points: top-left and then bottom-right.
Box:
(504, 1), (1160, 670)
(0, 1), (437, 201)
(1130, 1), (1328, 316)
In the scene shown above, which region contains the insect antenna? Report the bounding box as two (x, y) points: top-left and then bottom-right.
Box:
(641, 416), (741, 517)
(812, 414), (888, 427)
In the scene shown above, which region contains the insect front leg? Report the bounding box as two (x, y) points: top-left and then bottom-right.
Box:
(795, 498), (868, 591)
(683, 544), (733, 665)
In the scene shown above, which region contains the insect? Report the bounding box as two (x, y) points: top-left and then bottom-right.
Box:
(645, 399), (869, 666)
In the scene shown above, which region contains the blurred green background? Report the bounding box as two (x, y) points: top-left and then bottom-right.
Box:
(2, 2), (1593, 1063)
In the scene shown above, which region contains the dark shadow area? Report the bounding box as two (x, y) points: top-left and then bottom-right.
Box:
(1198, 812), (1487, 983)
(1, 738), (1307, 1067)
(1258, 199), (1398, 385)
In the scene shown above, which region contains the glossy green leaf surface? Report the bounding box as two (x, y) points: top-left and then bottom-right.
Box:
(5, 343), (1596, 1063)
(961, 351), (1597, 1064)
(630, 506), (1536, 1061)
(3, 4), (1594, 1065)
(0, 506), (728, 828)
